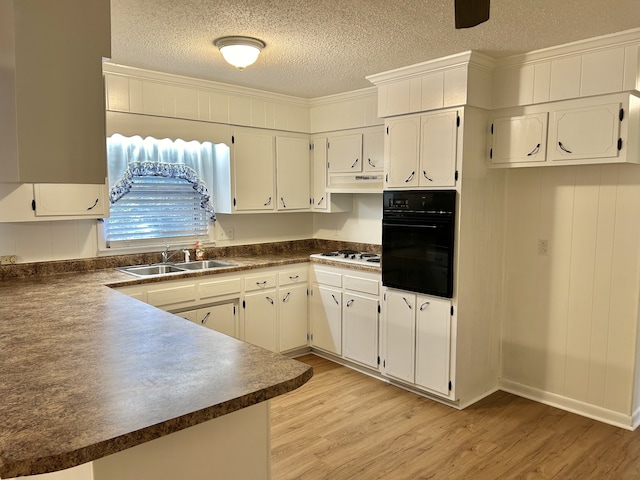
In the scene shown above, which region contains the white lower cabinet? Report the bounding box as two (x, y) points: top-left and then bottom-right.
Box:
(383, 288), (452, 398)
(310, 265), (381, 368)
(279, 283), (309, 353)
(244, 290), (278, 351)
(176, 302), (239, 339)
(310, 284), (343, 355)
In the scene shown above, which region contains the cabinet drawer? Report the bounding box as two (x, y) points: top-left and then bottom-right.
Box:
(199, 277), (242, 299)
(279, 269), (308, 286)
(33, 183), (108, 217)
(344, 275), (379, 295)
(313, 269), (342, 288)
(147, 284), (197, 308)
(244, 273), (277, 291)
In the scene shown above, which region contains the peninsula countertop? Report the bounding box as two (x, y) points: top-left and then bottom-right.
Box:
(0, 255), (316, 478)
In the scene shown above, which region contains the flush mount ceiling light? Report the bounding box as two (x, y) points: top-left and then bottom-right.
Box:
(214, 36), (265, 70)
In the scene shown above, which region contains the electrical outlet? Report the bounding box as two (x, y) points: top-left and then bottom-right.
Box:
(1, 255), (17, 265)
(538, 239), (549, 255)
(217, 226), (234, 241)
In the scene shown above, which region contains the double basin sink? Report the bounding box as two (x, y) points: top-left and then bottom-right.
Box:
(118, 260), (235, 277)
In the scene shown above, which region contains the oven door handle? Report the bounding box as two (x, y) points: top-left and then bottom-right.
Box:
(382, 223), (438, 229)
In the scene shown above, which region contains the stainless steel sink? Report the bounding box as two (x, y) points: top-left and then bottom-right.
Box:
(118, 264), (187, 276)
(172, 260), (235, 270)
(117, 260), (236, 277)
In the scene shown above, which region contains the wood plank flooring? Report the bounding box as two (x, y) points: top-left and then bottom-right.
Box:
(271, 354), (640, 480)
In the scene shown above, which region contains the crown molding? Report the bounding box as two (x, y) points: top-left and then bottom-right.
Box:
(308, 86), (377, 107)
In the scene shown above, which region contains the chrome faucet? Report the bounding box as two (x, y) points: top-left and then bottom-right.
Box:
(161, 246), (187, 263)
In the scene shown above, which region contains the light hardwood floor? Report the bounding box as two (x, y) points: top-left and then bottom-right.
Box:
(271, 354), (640, 480)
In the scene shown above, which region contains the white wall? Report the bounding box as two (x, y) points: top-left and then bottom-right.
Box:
(0, 220), (100, 262)
(501, 163), (640, 420)
(312, 194), (382, 244)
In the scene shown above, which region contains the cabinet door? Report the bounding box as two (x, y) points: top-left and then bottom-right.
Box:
(548, 101), (621, 162)
(419, 110), (458, 187)
(327, 134), (362, 173)
(276, 136), (310, 210)
(244, 291), (277, 352)
(383, 290), (415, 383)
(33, 183), (108, 217)
(385, 116), (420, 188)
(343, 292), (379, 369)
(279, 284), (309, 352)
(175, 309), (197, 323)
(198, 303), (238, 338)
(311, 137), (328, 211)
(490, 113), (548, 165)
(309, 284), (342, 355)
(415, 296), (451, 395)
(233, 131), (275, 211)
(363, 129), (384, 173)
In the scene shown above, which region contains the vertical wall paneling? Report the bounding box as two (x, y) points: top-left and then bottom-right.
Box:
(532, 62), (551, 104)
(228, 95), (252, 126)
(128, 78), (144, 113)
(409, 77), (422, 113)
(581, 48), (625, 97)
(209, 91), (230, 124)
(105, 75), (130, 112)
(421, 71), (444, 111)
(174, 86), (199, 120)
(623, 44), (640, 91)
(250, 99), (267, 128)
(550, 56), (582, 101)
(443, 66), (468, 106)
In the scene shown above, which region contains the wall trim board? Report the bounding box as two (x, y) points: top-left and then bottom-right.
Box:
(308, 86), (378, 107)
(103, 62), (310, 107)
(500, 378), (635, 431)
(493, 27), (640, 71)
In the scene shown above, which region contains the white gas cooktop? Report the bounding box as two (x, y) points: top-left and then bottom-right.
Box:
(310, 250), (381, 268)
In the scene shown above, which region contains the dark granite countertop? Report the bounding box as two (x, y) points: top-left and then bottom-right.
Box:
(0, 251), (320, 478)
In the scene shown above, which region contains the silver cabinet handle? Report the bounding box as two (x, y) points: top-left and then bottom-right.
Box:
(256, 280), (268, 286)
(403, 297), (412, 309)
(405, 171), (415, 183)
(264, 196), (272, 206)
(266, 296), (274, 305)
(558, 141), (572, 154)
(331, 294), (339, 305)
(201, 312), (211, 325)
(282, 292), (290, 302)
(419, 301), (430, 311)
(422, 171), (433, 182)
(346, 299), (354, 307)
(527, 143), (541, 156)
(86, 198), (99, 210)
(351, 158), (359, 168)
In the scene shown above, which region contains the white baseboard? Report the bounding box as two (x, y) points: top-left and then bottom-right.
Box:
(500, 378), (636, 431)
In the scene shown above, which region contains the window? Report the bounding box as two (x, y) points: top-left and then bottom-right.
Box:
(105, 134), (224, 248)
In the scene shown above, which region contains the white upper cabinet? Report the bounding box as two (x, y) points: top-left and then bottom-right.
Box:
(310, 137), (353, 213)
(327, 134), (363, 173)
(0, 0), (110, 184)
(233, 131), (275, 211)
(363, 130), (384, 173)
(275, 136), (310, 210)
(385, 109), (459, 189)
(548, 100), (622, 162)
(489, 92), (640, 168)
(420, 110), (458, 186)
(490, 112), (548, 165)
(33, 184), (109, 218)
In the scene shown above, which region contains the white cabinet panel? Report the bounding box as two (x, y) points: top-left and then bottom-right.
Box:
(197, 303), (238, 338)
(244, 291), (277, 351)
(147, 283), (197, 309)
(327, 134), (362, 173)
(279, 284), (308, 352)
(383, 290), (415, 383)
(32, 183), (108, 218)
(415, 296), (451, 395)
(232, 131), (275, 211)
(548, 101), (621, 162)
(244, 273), (278, 292)
(550, 56), (582, 101)
(384, 116), (420, 188)
(276, 136), (310, 210)
(420, 110), (458, 187)
(363, 130), (384, 172)
(490, 112), (548, 165)
(310, 285), (342, 355)
(343, 292), (378, 369)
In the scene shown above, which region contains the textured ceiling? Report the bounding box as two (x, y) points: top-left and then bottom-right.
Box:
(110, 0), (640, 99)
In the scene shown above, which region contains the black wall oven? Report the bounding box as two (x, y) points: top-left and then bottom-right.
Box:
(382, 190), (456, 298)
